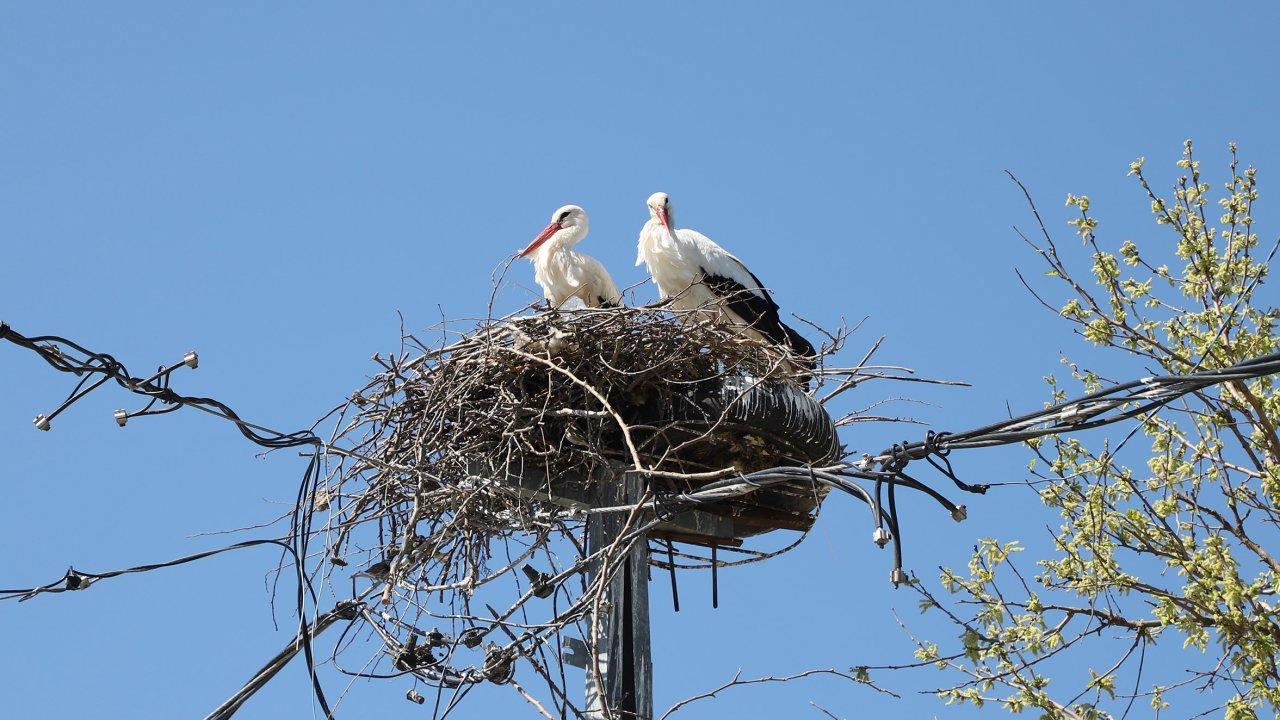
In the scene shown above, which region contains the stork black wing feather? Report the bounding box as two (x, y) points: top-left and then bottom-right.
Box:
(700, 270), (814, 360)
(739, 268), (781, 312)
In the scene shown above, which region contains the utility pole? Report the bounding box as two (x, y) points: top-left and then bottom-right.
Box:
(508, 464), (729, 718)
(585, 472), (653, 720)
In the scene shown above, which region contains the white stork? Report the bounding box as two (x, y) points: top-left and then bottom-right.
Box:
(519, 204), (622, 309)
(637, 192), (815, 360)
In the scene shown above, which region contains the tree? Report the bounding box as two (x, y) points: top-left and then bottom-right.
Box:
(909, 141), (1280, 719)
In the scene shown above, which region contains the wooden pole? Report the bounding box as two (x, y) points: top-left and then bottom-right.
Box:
(585, 471), (653, 720)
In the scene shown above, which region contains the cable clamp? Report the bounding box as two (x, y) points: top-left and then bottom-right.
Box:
(64, 568), (88, 591)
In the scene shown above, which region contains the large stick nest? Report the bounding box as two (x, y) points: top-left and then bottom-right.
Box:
(311, 304), (890, 706)
(329, 304), (841, 537)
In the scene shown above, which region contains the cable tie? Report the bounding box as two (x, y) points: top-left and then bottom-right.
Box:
(931, 431), (954, 457)
(334, 600), (360, 621)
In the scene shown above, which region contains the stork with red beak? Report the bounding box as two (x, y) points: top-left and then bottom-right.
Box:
(637, 192), (815, 360)
(519, 205), (622, 309)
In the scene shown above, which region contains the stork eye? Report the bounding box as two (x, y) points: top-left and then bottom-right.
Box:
(558, 211), (570, 222)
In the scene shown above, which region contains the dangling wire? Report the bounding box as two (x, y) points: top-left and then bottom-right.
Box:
(666, 541), (680, 613)
(710, 543), (719, 609)
(0, 322), (336, 718)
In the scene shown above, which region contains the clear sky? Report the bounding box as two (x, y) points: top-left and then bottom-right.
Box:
(2, 3), (1278, 718)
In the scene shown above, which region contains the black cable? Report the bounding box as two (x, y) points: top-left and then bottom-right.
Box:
(710, 543), (719, 609)
(666, 541), (680, 613)
(0, 322), (336, 718)
(1, 538), (311, 601)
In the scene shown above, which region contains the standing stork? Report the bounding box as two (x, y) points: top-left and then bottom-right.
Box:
(519, 204), (622, 309)
(637, 192), (815, 360)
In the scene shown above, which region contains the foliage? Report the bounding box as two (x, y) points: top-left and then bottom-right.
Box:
(912, 142), (1280, 719)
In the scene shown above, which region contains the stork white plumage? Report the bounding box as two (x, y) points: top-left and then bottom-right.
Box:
(519, 205), (622, 309)
(636, 192), (815, 360)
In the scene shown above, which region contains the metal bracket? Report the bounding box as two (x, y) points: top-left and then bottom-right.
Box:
(561, 637), (588, 669)
(475, 463), (738, 541)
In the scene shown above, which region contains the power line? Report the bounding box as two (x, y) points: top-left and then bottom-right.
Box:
(638, 351), (1280, 584)
(0, 321), (337, 719)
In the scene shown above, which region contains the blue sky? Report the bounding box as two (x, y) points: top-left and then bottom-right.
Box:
(2, 3), (1278, 718)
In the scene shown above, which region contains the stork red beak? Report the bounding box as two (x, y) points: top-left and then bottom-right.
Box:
(519, 221), (561, 257)
(657, 208), (669, 228)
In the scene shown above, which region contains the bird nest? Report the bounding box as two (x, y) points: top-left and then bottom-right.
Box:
(327, 305), (838, 543)
(309, 304), (895, 706)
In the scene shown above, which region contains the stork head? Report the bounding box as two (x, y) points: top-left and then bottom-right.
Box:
(646, 192), (672, 228)
(519, 204), (588, 257)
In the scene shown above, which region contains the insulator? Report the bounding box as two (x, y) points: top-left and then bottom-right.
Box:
(425, 629), (447, 648)
(405, 689), (425, 705)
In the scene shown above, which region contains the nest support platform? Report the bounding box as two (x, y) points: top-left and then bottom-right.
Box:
(452, 310), (843, 543)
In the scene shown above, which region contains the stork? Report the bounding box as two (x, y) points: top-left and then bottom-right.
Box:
(519, 205), (622, 309)
(637, 192), (815, 360)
